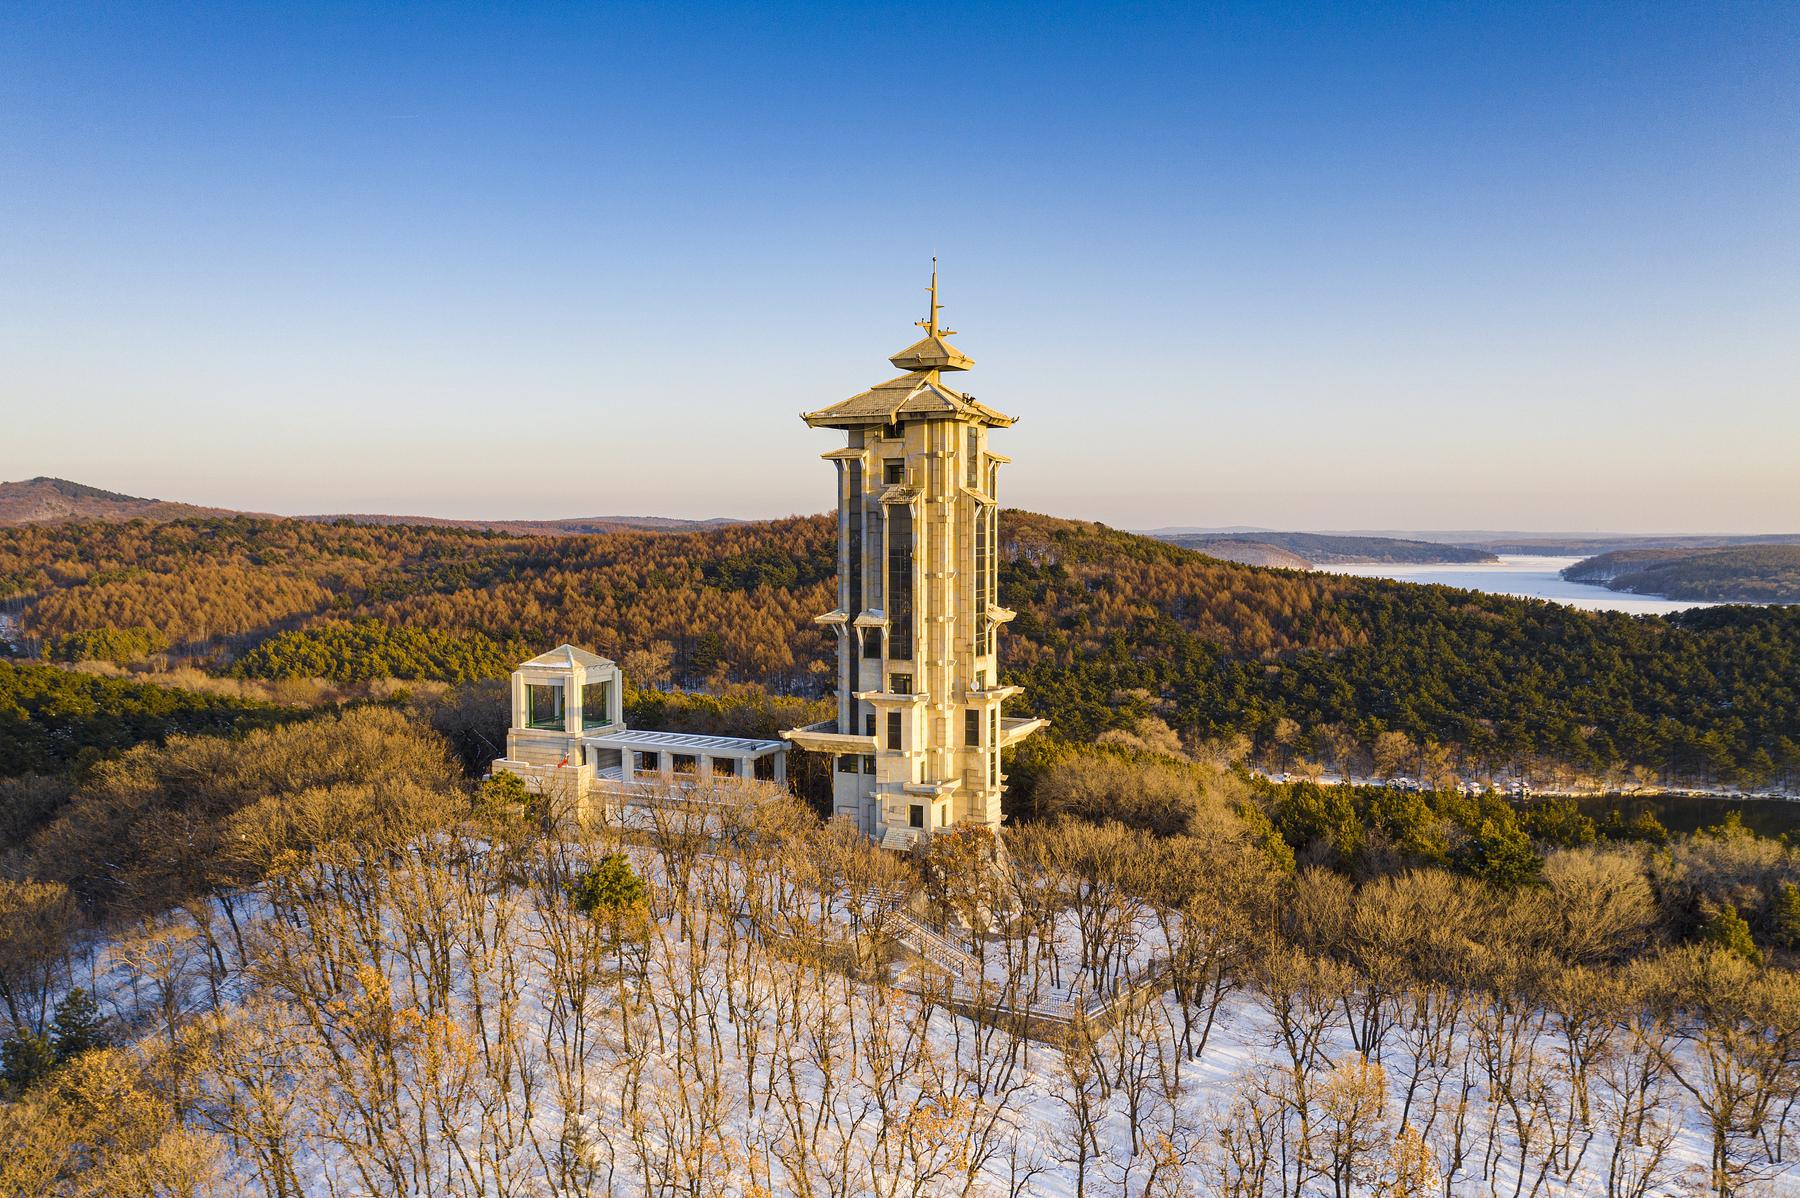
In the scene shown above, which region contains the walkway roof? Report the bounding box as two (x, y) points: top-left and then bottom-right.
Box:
(583, 728), (785, 756)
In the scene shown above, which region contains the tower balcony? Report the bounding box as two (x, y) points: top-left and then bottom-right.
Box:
(999, 716), (1047, 747)
(965, 683), (1021, 702)
(855, 686), (924, 704)
(781, 720), (878, 755)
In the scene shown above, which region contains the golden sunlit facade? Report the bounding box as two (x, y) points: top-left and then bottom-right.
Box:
(783, 267), (1043, 848)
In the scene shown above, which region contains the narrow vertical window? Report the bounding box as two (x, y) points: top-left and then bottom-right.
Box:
(965, 708), (980, 746)
(887, 711), (902, 750)
(867, 511), (883, 605)
(846, 463), (863, 618)
(967, 428), (980, 488)
(888, 505), (913, 659)
(990, 508), (999, 653)
(974, 502), (991, 655)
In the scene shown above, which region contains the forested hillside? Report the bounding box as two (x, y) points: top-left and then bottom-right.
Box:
(3, 512), (1798, 790)
(1156, 530), (1496, 565)
(1564, 545), (1800, 604)
(0, 662), (291, 777)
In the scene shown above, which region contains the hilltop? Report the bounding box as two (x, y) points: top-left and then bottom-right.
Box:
(301, 511), (742, 535)
(1161, 537), (1312, 569)
(0, 476), (738, 535)
(1565, 545), (1800, 604)
(0, 477), (248, 526)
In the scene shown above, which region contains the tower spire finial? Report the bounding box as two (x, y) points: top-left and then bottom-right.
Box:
(916, 256), (955, 338)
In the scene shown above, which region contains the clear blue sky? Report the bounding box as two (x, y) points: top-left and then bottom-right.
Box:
(3, 2), (1797, 532)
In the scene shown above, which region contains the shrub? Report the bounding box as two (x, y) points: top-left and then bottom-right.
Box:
(1, 1028), (55, 1096)
(568, 854), (648, 916)
(1600, 809), (1670, 845)
(1521, 798), (1597, 848)
(1034, 750), (1239, 837)
(475, 771), (536, 821)
(1775, 881), (1800, 950)
(1699, 900), (1763, 966)
(1453, 818), (1541, 888)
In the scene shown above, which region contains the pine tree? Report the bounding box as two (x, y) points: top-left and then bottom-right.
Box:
(1699, 901), (1763, 966)
(475, 770), (536, 820)
(1453, 817), (1542, 888)
(50, 987), (106, 1060)
(568, 853), (648, 916)
(1773, 881), (1800, 951)
(1, 1028), (55, 1095)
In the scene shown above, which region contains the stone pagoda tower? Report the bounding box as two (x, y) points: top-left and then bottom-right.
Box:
(783, 265), (1043, 848)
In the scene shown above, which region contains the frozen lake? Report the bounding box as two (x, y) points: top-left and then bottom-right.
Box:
(1322, 555), (1726, 615)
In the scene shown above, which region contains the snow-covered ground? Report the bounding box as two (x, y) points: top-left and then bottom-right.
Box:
(63, 825), (1797, 1198)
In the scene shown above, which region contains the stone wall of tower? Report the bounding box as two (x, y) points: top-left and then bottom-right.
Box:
(785, 283), (1039, 846)
(817, 414), (1007, 840)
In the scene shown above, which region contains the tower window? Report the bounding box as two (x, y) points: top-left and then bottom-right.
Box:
(845, 462), (863, 619)
(888, 505), (913, 659)
(863, 628), (881, 658)
(867, 516), (883, 605)
(890, 673), (913, 694)
(884, 459), (905, 485)
(887, 711), (902, 750)
(864, 713), (876, 736)
(965, 709), (980, 746)
(861, 755), (876, 774)
(967, 428), (980, 488)
(974, 502), (992, 654)
(838, 755), (856, 774)
(909, 804), (924, 829)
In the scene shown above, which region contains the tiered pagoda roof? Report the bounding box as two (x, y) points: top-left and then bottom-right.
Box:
(802, 262), (1016, 430)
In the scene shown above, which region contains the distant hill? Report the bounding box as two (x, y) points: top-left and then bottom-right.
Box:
(299, 512), (742, 535)
(1169, 538), (1312, 569)
(1144, 525), (1800, 557)
(0, 477), (738, 536)
(1154, 530), (1496, 566)
(1476, 533), (1800, 555)
(0, 477), (248, 526)
(1564, 546), (1800, 604)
